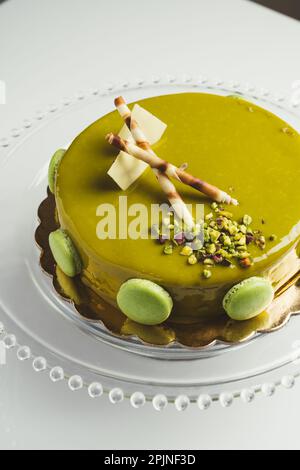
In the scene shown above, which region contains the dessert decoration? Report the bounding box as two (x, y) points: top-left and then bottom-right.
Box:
(107, 133), (238, 206)
(157, 208), (267, 275)
(108, 97), (238, 206)
(117, 279), (173, 325)
(108, 104), (167, 190)
(112, 96), (194, 228)
(44, 92), (300, 333)
(49, 229), (82, 278)
(48, 149), (66, 194)
(223, 277), (274, 321)
(118, 103), (167, 144)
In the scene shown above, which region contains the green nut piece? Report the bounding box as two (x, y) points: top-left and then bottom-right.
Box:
(188, 254), (198, 265)
(180, 246), (193, 256)
(117, 279), (173, 326)
(223, 277), (274, 321)
(243, 214), (253, 226)
(209, 229), (221, 243)
(205, 212), (213, 221)
(49, 229), (82, 278)
(219, 211), (233, 219)
(164, 243), (173, 255)
(228, 224), (238, 235)
(222, 235), (231, 246)
(206, 243), (217, 254)
(203, 269), (212, 279)
(48, 149), (66, 193)
(236, 235), (246, 246)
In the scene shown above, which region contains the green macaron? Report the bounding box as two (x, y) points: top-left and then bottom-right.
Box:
(48, 149), (66, 193)
(223, 277), (274, 321)
(117, 279), (173, 326)
(49, 229), (82, 278)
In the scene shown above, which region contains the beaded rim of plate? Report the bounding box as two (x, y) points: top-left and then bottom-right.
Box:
(1, 75), (300, 408)
(0, 322), (300, 409)
(1, 74), (299, 151)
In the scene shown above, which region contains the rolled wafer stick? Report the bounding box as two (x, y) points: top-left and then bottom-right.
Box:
(114, 96), (180, 183)
(114, 96), (238, 206)
(111, 103), (194, 227)
(114, 98), (194, 226)
(154, 172), (195, 228)
(106, 133), (238, 206)
(107, 132), (173, 172)
(176, 168), (239, 206)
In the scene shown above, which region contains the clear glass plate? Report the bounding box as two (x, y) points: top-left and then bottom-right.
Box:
(1, 76), (300, 408)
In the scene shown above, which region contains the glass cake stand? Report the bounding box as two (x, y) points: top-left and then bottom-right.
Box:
(1, 76), (300, 411)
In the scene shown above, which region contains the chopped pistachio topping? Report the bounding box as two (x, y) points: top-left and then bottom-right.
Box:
(210, 229), (221, 243)
(180, 245), (193, 257)
(255, 235), (266, 250)
(243, 214), (252, 226)
(206, 243), (217, 254)
(236, 235), (246, 246)
(222, 235), (231, 246)
(203, 258), (214, 266)
(205, 212), (213, 221)
(203, 269), (212, 279)
(238, 251), (251, 259)
(153, 208), (268, 276)
(188, 254), (198, 265)
(219, 211), (233, 219)
(163, 243), (173, 255)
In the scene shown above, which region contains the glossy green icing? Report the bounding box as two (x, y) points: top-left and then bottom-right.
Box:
(55, 93), (300, 320)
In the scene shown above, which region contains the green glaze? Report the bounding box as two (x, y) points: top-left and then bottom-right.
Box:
(48, 149), (66, 193)
(223, 277), (274, 320)
(49, 229), (82, 278)
(117, 279), (173, 325)
(55, 93), (300, 321)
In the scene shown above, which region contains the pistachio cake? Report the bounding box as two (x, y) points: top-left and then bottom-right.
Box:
(48, 93), (300, 324)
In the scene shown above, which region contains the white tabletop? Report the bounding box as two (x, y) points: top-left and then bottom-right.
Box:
(0, 0), (300, 450)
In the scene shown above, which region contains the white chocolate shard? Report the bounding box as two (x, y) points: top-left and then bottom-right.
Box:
(108, 104), (167, 190)
(107, 151), (148, 191)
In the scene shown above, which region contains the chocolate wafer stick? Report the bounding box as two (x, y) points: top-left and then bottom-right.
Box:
(111, 103), (194, 227)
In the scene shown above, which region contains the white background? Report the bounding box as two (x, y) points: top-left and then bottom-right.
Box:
(0, 0), (300, 450)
